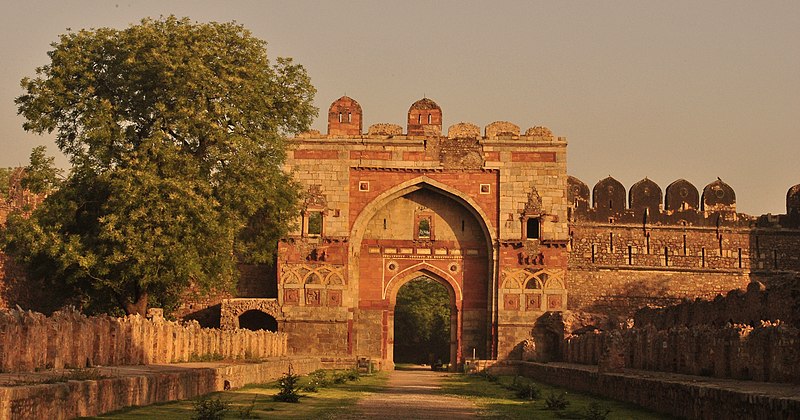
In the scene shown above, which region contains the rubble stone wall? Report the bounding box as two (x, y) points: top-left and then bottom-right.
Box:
(562, 323), (800, 383)
(0, 309), (288, 373)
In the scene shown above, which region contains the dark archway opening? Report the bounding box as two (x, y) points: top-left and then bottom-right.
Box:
(238, 310), (278, 332)
(393, 277), (452, 365)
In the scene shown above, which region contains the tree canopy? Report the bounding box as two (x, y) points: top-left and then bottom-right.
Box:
(2, 16), (316, 315)
(393, 277), (452, 364)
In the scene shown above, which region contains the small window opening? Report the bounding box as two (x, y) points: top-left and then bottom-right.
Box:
(591, 244), (596, 263)
(307, 211), (323, 236)
(646, 235), (650, 254)
(738, 248), (742, 268)
(609, 232), (614, 252)
(569, 231), (574, 249)
(461, 219), (465, 232)
(347, 112), (352, 122)
(627, 246), (632, 265)
(773, 250), (778, 269)
(718, 236), (723, 256)
(383, 218), (387, 230)
(664, 247), (669, 266)
(683, 235), (687, 255)
(418, 218), (431, 239)
(417, 114), (422, 124)
(338, 112), (342, 123)
(609, 200), (613, 209)
(427, 114), (432, 124)
(701, 247), (706, 267)
(526, 218), (540, 240)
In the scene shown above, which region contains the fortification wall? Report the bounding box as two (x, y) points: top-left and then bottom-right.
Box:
(562, 323), (800, 383)
(0, 309), (287, 373)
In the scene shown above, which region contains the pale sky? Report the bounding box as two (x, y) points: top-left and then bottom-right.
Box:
(0, 1), (797, 215)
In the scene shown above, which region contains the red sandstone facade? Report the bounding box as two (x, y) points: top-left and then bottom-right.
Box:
(2, 97), (799, 370)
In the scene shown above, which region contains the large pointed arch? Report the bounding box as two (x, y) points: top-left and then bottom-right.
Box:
(384, 262), (463, 302)
(349, 175), (496, 258)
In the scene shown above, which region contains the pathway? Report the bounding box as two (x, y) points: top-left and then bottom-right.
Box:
(351, 366), (479, 419)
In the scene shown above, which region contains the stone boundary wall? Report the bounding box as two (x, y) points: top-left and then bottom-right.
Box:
(562, 323), (800, 383)
(634, 280), (799, 329)
(0, 356), (356, 420)
(0, 309), (288, 373)
(510, 361), (800, 420)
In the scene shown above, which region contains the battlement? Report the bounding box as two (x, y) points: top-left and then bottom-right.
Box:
(300, 96), (566, 142)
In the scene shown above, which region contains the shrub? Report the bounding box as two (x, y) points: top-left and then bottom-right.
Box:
(235, 397), (258, 419)
(273, 365), (301, 403)
(515, 383), (541, 400)
(345, 369), (360, 382)
(302, 369), (329, 392)
(192, 396), (229, 420)
(544, 391), (570, 411)
(582, 402), (611, 420)
(332, 371), (348, 384)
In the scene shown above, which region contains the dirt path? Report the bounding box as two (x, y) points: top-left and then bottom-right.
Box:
(351, 366), (479, 419)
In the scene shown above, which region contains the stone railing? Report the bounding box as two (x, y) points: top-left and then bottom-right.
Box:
(0, 309), (287, 373)
(562, 322), (800, 383)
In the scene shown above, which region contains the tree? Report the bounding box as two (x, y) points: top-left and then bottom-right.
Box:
(393, 277), (452, 364)
(2, 16), (316, 315)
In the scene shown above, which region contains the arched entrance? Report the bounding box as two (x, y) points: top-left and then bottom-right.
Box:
(238, 310), (278, 332)
(389, 273), (459, 367)
(350, 179), (493, 368)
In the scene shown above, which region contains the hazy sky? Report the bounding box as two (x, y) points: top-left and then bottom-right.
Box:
(0, 1), (797, 215)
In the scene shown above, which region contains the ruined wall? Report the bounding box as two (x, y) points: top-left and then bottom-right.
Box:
(562, 323), (800, 383)
(634, 279), (800, 328)
(566, 176), (800, 324)
(0, 309), (287, 373)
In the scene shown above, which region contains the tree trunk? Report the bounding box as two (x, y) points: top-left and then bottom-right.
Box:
(123, 291), (149, 316)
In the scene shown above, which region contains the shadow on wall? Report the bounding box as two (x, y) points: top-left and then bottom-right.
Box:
(0, 254), (68, 315)
(507, 312), (565, 362)
(182, 303), (222, 328)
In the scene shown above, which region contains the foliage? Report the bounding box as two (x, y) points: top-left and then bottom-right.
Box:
(394, 277), (451, 364)
(581, 402), (612, 420)
(0, 167), (14, 197)
(274, 365), (301, 403)
(4, 16), (316, 315)
(192, 396), (229, 420)
(544, 391), (570, 410)
(514, 383), (541, 400)
(302, 369), (328, 392)
(234, 397), (258, 419)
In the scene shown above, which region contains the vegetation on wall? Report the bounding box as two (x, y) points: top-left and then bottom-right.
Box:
(1, 16), (317, 316)
(393, 277), (452, 364)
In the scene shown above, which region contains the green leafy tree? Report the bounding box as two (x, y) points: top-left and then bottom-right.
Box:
(2, 16), (316, 315)
(394, 277), (452, 364)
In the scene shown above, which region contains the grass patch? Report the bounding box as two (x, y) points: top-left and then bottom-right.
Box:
(10, 368), (111, 386)
(86, 369), (389, 419)
(440, 373), (674, 419)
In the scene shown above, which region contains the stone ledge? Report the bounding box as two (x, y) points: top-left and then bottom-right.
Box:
(500, 361), (800, 420)
(0, 356), (355, 420)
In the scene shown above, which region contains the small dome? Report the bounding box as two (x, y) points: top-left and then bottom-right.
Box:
(327, 96), (363, 136)
(447, 122), (480, 139)
(485, 121), (520, 138)
(409, 97), (441, 111)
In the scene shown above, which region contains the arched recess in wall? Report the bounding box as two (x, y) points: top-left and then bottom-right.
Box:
(665, 179), (699, 211)
(238, 310), (278, 332)
(347, 176), (497, 306)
